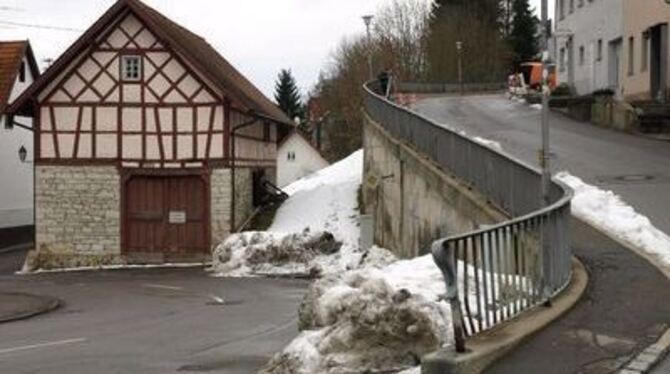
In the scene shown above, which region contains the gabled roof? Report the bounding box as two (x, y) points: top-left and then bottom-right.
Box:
(7, 0), (293, 126)
(0, 41), (39, 114)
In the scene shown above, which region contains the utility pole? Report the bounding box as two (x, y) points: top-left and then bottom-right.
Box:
(540, 0), (551, 206)
(456, 41), (464, 96)
(362, 15), (374, 81)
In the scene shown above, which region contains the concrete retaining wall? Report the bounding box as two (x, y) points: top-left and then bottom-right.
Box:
(363, 116), (507, 258)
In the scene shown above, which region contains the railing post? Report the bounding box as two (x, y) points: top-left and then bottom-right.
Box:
(432, 239), (467, 353)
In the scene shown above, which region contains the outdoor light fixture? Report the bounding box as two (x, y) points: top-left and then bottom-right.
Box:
(18, 145), (27, 163)
(362, 15), (374, 80)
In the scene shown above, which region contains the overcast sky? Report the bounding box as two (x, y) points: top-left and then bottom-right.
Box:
(0, 0), (553, 99)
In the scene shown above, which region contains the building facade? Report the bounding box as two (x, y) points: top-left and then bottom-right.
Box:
(554, 0), (624, 96)
(621, 1), (670, 102)
(555, 0), (669, 102)
(8, 0), (292, 268)
(0, 41), (39, 231)
(277, 131), (329, 187)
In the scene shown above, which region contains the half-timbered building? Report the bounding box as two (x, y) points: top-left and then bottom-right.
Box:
(7, 0), (293, 268)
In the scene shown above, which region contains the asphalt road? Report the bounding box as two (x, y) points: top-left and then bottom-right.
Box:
(0, 266), (307, 373)
(0, 246), (29, 275)
(412, 94), (670, 235)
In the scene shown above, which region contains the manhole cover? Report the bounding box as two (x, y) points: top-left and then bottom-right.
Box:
(614, 175), (655, 182)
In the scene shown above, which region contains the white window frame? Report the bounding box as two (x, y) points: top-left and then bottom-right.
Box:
(121, 55), (142, 82)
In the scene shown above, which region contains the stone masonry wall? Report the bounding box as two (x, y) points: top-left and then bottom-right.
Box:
(234, 168), (253, 230)
(32, 166), (120, 269)
(211, 168), (232, 248)
(363, 116), (508, 259)
(210, 167), (253, 249)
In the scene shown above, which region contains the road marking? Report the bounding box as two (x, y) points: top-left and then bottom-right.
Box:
(0, 338), (87, 355)
(207, 294), (225, 305)
(142, 283), (184, 291)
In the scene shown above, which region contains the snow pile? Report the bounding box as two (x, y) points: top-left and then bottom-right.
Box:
(557, 172), (670, 266)
(260, 255), (453, 374)
(211, 150), (364, 277)
(211, 230), (343, 278)
(529, 103), (543, 110)
(473, 136), (503, 151)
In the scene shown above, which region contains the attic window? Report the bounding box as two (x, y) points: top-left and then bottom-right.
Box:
(121, 55), (142, 81)
(19, 61), (26, 83)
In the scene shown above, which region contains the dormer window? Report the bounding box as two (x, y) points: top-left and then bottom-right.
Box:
(121, 55), (142, 81)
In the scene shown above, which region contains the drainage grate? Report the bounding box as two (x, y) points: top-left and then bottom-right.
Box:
(596, 174), (666, 185)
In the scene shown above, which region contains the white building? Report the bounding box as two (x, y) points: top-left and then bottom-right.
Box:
(0, 41), (39, 230)
(555, 0), (669, 102)
(554, 0), (624, 96)
(277, 131), (329, 187)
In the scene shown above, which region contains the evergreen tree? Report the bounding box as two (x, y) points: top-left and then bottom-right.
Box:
(509, 0), (539, 65)
(274, 69), (303, 121)
(426, 0), (510, 82)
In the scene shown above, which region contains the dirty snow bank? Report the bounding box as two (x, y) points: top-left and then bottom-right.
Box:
(210, 230), (343, 277)
(557, 172), (670, 266)
(211, 150), (364, 277)
(260, 254), (452, 374)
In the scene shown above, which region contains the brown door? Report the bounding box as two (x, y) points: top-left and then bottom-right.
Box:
(124, 174), (209, 263)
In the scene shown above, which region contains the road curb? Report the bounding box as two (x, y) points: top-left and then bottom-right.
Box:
(618, 328), (670, 374)
(422, 257), (588, 374)
(0, 293), (61, 324)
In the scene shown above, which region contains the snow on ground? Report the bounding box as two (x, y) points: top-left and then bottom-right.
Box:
(473, 136), (503, 151)
(211, 150), (365, 277)
(557, 172), (670, 266)
(529, 103), (543, 110)
(260, 254), (453, 374)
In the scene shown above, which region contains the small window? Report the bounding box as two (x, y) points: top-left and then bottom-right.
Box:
(641, 33), (649, 72)
(628, 37), (635, 76)
(287, 151), (296, 161)
(121, 55), (142, 81)
(19, 61), (26, 83)
(263, 122), (271, 142)
(4, 117), (13, 130)
(597, 39), (603, 61)
(559, 48), (566, 72)
(579, 46), (585, 66)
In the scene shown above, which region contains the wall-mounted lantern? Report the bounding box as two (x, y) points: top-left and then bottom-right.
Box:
(18, 145), (27, 163)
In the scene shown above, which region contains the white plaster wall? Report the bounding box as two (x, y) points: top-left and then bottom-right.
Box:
(0, 55), (35, 228)
(554, 0), (624, 95)
(622, 0), (670, 101)
(277, 134), (329, 187)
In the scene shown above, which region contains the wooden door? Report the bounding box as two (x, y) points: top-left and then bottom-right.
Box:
(124, 174), (209, 262)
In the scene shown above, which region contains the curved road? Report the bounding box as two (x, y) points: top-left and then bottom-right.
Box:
(412, 94), (670, 373)
(412, 94), (670, 235)
(0, 266), (306, 373)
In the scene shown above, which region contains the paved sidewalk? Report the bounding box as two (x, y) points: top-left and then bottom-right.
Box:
(0, 292), (60, 324)
(487, 219), (670, 374)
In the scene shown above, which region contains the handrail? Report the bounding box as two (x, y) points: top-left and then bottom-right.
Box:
(363, 81), (573, 353)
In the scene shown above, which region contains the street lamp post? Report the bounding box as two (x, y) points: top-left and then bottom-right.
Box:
(456, 41), (464, 96)
(540, 0), (550, 206)
(362, 15), (374, 81)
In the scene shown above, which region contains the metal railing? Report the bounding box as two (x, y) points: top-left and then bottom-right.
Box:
(396, 81), (507, 95)
(363, 81), (573, 352)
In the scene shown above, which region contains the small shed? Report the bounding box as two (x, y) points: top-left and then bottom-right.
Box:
(7, 0), (293, 268)
(277, 130), (329, 187)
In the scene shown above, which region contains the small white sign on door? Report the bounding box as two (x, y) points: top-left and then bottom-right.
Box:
(169, 211), (187, 224)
